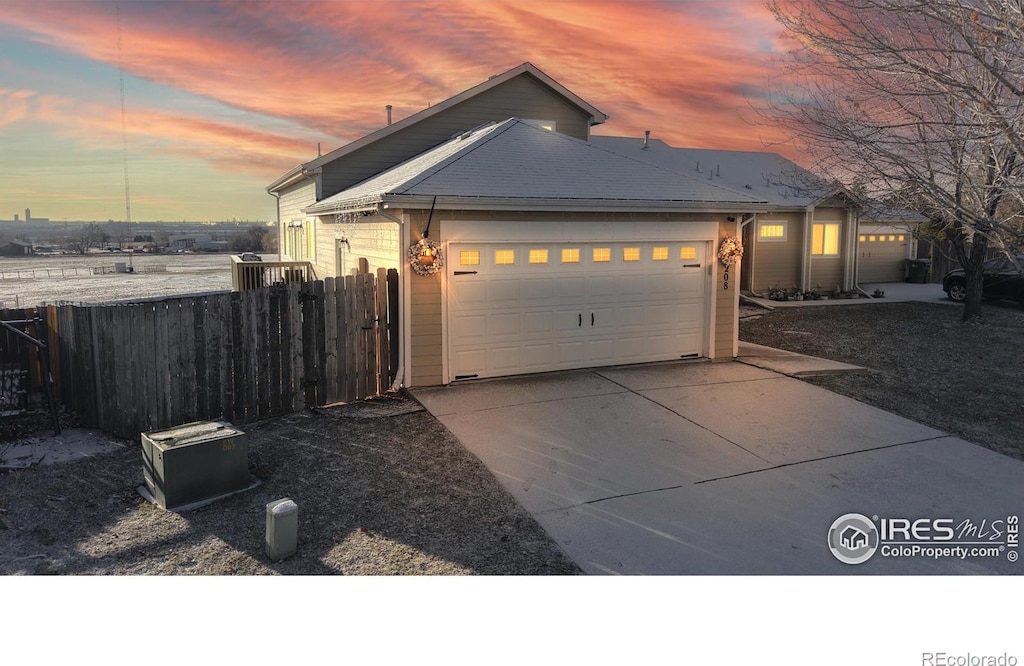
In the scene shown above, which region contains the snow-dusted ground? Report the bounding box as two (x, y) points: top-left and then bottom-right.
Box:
(0, 254), (243, 307)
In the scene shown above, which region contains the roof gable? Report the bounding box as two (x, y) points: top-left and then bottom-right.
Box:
(269, 63), (608, 193)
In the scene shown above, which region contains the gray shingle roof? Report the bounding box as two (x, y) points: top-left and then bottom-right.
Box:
(305, 119), (767, 214)
(590, 136), (834, 208)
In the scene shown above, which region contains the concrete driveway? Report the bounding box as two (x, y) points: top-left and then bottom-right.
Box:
(412, 361), (1024, 574)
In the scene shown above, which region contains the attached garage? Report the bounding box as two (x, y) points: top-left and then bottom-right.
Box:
(304, 119), (767, 387)
(857, 226), (913, 283)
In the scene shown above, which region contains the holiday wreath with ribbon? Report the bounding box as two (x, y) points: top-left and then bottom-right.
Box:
(408, 237), (444, 276)
(718, 235), (744, 267)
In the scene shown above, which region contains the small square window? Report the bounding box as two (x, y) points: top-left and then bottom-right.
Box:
(622, 247), (640, 262)
(898, 235), (906, 242)
(593, 248), (611, 262)
(680, 246), (697, 260)
(460, 250), (480, 266)
(888, 235), (896, 242)
(561, 248), (580, 263)
(495, 249), (515, 265)
(859, 235), (866, 242)
(869, 235), (877, 242)
(652, 247), (669, 261)
(758, 222), (787, 241)
(528, 249), (548, 264)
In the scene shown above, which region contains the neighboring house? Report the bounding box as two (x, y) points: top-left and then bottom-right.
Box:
(593, 136), (932, 290)
(591, 137), (861, 294)
(302, 118), (767, 386)
(0, 240), (34, 256)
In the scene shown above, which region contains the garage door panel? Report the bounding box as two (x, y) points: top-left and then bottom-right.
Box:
(488, 280), (521, 305)
(490, 313), (521, 337)
(449, 240), (709, 380)
(523, 311), (554, 335)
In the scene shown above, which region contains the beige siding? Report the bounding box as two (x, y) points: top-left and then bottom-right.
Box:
(321, 75), (593, 197)
(750, 214), (802, 293)
(409, 215), (443, 386)
(713, 219), (740, 359)
(810, 207), (847, 291)
(313, 216), (400, 278)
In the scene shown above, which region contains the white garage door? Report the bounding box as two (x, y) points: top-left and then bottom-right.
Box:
(447, 241), (709, 380)
(858, 231), (910, 283)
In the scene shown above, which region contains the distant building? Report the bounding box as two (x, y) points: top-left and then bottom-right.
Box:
(13, 214), (19, 222)
(25, 208), (30, 222)
(168, 233), (228, 252)
(0, 240), (34, 256)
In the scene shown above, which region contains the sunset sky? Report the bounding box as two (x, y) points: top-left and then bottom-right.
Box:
(1, 0), (792, 223)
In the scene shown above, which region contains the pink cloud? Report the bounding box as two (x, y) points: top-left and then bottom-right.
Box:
(3, 1), (792, 157)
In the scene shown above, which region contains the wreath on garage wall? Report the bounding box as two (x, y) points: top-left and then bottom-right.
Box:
(408, 237), (444, 276)
(718, 235), (744, 267)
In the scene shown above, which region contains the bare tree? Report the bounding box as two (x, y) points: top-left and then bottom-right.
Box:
(765, 0), (1024, 320)
(64, 223), (107, 255)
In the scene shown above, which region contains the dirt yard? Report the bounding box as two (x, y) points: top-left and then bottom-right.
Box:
(0, 395), (580, 575)
(740, 301), (1024, 461)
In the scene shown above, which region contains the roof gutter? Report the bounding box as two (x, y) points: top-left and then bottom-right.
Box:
(375, 203), (406, 393)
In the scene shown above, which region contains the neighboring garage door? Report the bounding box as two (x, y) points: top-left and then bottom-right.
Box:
(447, 241), (709, 380)
(858, 232), (910, 283)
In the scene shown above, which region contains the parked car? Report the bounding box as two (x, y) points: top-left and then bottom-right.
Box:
(942, 254), (1024, 303)
(239, 252), (262, 262)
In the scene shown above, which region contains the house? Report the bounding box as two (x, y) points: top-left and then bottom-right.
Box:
(0, 240), (34, 257)
(593, 137), (930, 291)
(266, 64), (799, 388)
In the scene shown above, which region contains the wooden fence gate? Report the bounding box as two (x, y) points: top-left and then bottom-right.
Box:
(3, 268), (398, 440)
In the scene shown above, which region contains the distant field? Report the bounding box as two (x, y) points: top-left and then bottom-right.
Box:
(0, 253), (255, 307)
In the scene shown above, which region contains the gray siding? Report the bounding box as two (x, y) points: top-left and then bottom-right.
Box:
(751, 214), (802, 293)
(320, 74), (593, 197)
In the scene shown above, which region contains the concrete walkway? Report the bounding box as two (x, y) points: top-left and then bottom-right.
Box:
(737, 341), (866, 377)
(413, 360), (1024, 574)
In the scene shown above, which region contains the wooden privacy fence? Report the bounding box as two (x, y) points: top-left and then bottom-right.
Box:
(23, 268), (399, 440)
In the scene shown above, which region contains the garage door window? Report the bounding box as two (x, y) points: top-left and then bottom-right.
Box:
(623, 247), (640, 262)
(561, 248), (580, 263)
(529, 249), (548, 264)
(812, 223), (840, 256)
(652, 247), (669, 261)
(680, 246), (697, 261)
(495, 249), (515, 265)
(460, 250), (480, 266)
(593, 248), (611, 262)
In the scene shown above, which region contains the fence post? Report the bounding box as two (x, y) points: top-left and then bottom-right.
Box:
(387, 269), (400, 387)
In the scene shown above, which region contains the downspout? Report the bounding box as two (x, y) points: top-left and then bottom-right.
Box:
(268, 190), (282, 260)
(376, 203), (406, 392)
(739, 213), (759, 295)
(802, 207), (814, 291)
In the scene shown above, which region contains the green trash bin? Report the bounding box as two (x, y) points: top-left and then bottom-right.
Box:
(905, 258), (931, 284)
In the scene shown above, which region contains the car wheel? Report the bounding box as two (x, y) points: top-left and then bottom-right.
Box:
(947, 281), (967, 302)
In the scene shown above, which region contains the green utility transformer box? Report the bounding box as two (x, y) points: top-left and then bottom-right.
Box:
(142, 420), (249, 510)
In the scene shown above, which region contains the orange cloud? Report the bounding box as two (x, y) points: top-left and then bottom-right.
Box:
(4, 0), (794, 164)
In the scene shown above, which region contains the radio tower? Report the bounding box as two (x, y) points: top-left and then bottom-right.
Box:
(117, 1), (133, 265)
